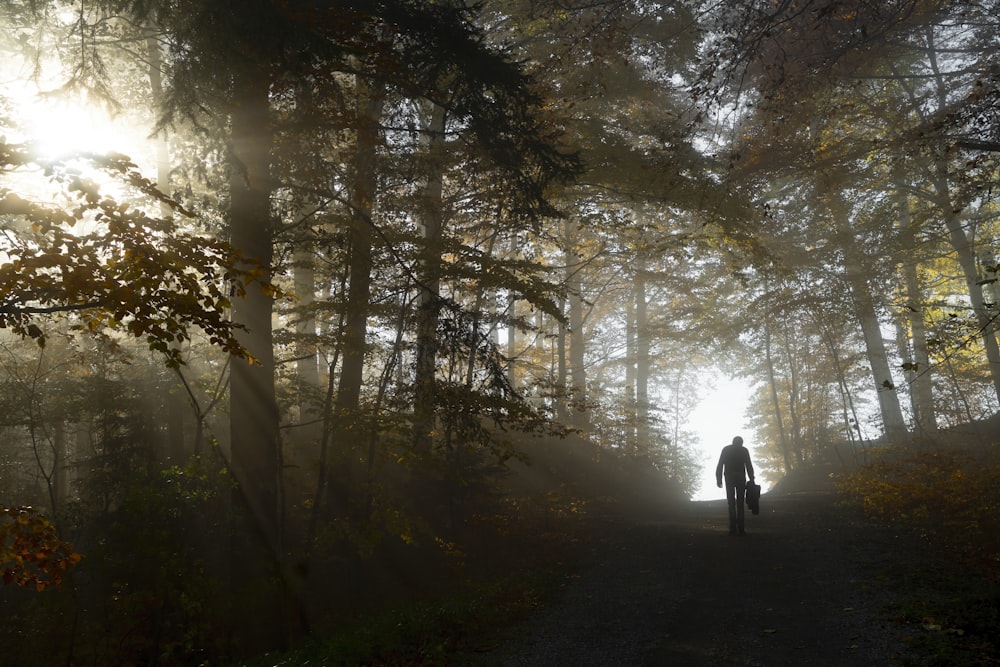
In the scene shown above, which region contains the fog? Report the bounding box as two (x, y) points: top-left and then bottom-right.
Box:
(1, 1), (999, 665)
(689, 376), (760, 501)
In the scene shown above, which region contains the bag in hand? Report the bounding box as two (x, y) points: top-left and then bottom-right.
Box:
(746, 481), (761, 515)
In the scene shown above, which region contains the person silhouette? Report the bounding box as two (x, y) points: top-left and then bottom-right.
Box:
(716, 436), (755, 535)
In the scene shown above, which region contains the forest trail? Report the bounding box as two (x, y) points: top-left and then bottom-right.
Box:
(482, 480), (918, 666)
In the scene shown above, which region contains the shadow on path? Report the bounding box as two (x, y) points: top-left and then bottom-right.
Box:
(485, 489), (915, 666)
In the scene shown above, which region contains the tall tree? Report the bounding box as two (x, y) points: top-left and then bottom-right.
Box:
(412, 102), (447, 451)
(334, 77), (384, 417)
(227, 43), (288, 649)
(894, 161), (937, 432)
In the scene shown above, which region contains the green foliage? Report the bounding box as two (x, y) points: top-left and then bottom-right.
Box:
(60, 454), (231, 666)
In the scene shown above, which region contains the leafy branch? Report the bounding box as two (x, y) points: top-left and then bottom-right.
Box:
(0, 140), (274, 366)
(0, 505), (82, 591)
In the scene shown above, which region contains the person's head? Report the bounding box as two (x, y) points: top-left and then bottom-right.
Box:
(732, 436), (744, 446)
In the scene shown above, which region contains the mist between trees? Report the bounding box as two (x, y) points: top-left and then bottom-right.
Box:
(1, 1), (998, 664)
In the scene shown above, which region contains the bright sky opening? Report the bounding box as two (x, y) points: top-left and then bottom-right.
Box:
(688, 376), (760, 501)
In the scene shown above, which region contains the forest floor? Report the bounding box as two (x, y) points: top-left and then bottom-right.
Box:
(475, 471), (965, 667)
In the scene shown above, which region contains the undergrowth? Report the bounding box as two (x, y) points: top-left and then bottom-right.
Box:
(232, 486), (601, 666)
(838, 444), (1000, 665)
(235, 569), (558, 666)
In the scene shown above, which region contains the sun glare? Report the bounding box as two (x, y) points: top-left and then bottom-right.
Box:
(24, 96), (120, 158)
(4, 84), (150, 164)
(1, 64), (159, 217)
(1, 33), (153, 169)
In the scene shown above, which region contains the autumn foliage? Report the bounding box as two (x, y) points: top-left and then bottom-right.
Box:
(0, 505), (81, 591)
(838, 445), (1000, 579)
(1, 141), (266, 367)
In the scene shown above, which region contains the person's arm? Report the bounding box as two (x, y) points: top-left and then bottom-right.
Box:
(745, 449), (755, 481)
(716, 451), (725, 487)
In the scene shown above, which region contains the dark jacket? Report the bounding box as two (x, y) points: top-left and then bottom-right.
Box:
(716, 443), (754, 486)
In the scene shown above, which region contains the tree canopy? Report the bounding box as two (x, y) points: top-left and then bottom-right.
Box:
(2, 0), (1000, 664)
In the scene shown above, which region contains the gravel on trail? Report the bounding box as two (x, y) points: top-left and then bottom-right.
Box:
(482, 484), (920, 667)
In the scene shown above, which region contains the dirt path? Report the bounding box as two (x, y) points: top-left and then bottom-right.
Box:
(483, 486), (918, 666)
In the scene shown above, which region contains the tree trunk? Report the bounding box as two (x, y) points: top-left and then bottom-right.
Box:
(812, 311), (863, 451)
(634, 260), (650, 455)
(293, 248), (319, 388)
(52, 420), (66, 514)
(465, 232), (498, 387)
(293, 228), (320, 437)
(829, 194), (908, 439)
(228, 60), (295, 652)
(413, 102), (447, 452)
(555, 294), (569, 424)
(848, 268), (909, 439)
(565, 220), (589, 432)
(780, 320), (804, 464)
(624, 281), (637, 451)
(933, 166), (1000, 404)
(924, 27), (1000, 407)
(148, 26), (190, 466)
(229, 63), (279, 549)
(145, 26), (172, 220)
(336, 79), (384, 415)
(764, 322), (794, 473)
(895, 167), (937, 433)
